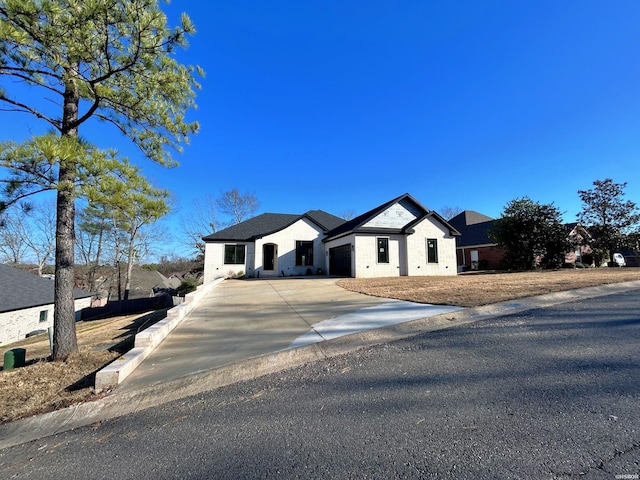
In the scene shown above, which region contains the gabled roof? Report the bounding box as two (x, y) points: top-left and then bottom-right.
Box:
(448, 210), (494, 231)
(448, 210), (497, 247)
(323, 193), (460, 242)
(565, 222), (592, 237)
(202, 210), (345, 242)
(124, 269), (175, 299)
(0, 264), (92, 314)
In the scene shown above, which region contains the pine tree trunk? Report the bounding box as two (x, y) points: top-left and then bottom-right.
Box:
(53, 168), (78, 360)
(52, 70), (80, 361)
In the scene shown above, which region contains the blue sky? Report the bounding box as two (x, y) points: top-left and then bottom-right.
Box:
(3, 1), (640, 259)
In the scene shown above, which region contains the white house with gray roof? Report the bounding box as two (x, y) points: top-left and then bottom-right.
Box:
(202, 194), (460, 282)
(0, 264), (92, 346)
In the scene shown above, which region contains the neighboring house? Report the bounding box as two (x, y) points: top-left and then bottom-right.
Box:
(122, 268), (181, 299)
(564, 223), (594, 266)
(151, 271), (201, 296)
(0, 264), (92, 346)
(450, 212), (598, 271)
(203, 193), (460, 281)
(81, 266), (193, 302)
(565, 225), (640, 267)
(448, 210), (504, 271)
(163, 273), (185, 290)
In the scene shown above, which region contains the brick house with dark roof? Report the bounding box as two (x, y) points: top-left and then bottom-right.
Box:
(202, 194), (460, 280)
(449, 212), (599, 271)
(448, 210), (504, 271)
(0, 264), (92, 345)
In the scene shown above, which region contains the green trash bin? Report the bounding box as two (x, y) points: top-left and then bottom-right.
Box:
(4, 348), (26, 370)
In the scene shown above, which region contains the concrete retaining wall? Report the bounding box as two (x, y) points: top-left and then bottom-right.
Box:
(95, 277), (224, 390)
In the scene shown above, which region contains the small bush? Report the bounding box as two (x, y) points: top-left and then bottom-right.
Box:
(176, 278), (199, 297)
(226, 270), (245, 279)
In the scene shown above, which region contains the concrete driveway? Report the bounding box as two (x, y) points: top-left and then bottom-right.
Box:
(117, 277), (461, 393)
(4, 279), (640, 451)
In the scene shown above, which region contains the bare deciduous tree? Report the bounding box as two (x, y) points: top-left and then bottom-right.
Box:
(0, 201), (55, 274)
(338, 209), (357, 221)
(216, 189), (259, 225)
(180, 194), (221, 254)
(0, 207), (29, 264)
(438, 205), (463, 221)
(76, 203), (115, 293)
(21, 201), (56, 276)
(180, 189), (259, 255)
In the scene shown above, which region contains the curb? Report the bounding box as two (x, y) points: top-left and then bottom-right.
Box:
(94, 277), (225, 390)
(1, 279), (639, 450)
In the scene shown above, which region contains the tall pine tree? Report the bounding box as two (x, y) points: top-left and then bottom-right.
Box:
(0, 0), (201, 359)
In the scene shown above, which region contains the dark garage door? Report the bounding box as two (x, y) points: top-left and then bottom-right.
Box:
(330, 244), (352, 277)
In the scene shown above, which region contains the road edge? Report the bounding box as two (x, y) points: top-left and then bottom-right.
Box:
(1, 279), (639, 451)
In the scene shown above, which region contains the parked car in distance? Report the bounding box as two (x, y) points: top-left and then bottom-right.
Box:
(613, 253), (626, 267)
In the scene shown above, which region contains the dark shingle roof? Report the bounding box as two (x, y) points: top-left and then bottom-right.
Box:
(202, 210), (346, 242)
(0, 264), (92, 313)
(564, 222), (578, 232)
(305, 210), (346, 231)
(448, 210), (494, 231)
(447, 210), (497, 247)
(201, 195), (462, 244)
(454, 220), (497, 247)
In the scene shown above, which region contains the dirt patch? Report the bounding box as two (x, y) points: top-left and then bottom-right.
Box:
(0, 309), (167, 424)
(337, 268), (640, 307)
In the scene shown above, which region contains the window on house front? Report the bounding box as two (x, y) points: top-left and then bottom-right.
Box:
(296, 241), (314, 266)
(39, 310), (48, 323)
(224, 244), (246, 264)
(377, 237), (389, 263)
(427, 238), (438, 263)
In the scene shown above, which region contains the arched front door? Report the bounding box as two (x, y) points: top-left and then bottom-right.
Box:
(263, 243), (277, 272)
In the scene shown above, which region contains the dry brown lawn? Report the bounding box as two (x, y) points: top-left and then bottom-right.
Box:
(0, 309), (167, 424)
(2, 268), (640, 424)
(337, 268), (640, 307)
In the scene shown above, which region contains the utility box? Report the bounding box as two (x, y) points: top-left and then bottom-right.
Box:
(3, 348), (26, 370)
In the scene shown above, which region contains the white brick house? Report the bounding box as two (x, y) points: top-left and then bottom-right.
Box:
(0, 264), (92, 346)
(203, 194), (460, 282)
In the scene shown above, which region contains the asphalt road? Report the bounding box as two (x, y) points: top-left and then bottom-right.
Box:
(2, 289), (640, 479)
